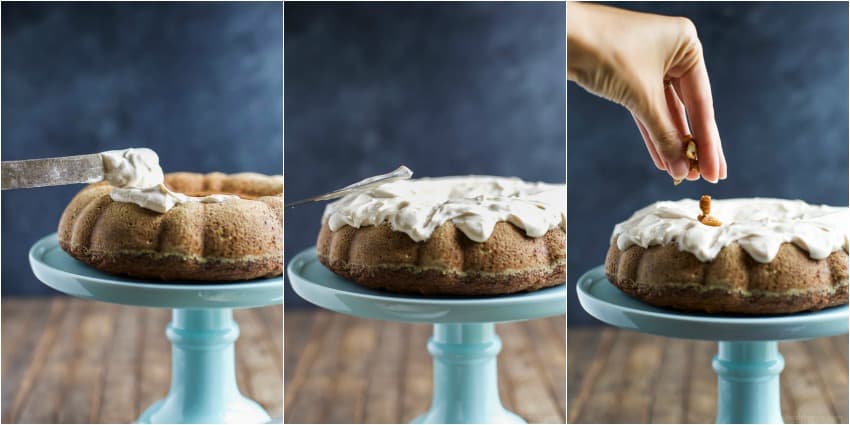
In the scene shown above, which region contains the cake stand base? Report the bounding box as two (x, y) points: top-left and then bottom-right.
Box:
(577, 265), (849, 424)
(29, 234), (283, 424)
(288, 248), (566, 424)
(411, 323), (524, 424)
(135, 308), (271, 424)
(713, 341), (784, 424)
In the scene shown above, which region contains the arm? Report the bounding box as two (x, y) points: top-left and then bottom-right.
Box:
(568, 2), (726, 183)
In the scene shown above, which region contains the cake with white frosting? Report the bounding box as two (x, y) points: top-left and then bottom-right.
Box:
(605, 198), (849, 314)
(317, 176), (566, 295)
(58, 148), (283, 281)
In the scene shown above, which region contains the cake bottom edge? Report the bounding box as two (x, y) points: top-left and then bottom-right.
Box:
(60, 242), (283, 282)
(607, 275), (849, 315)
(319, 255), (566, 296)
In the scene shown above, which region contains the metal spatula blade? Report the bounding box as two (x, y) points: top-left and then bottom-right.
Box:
(1, 153), (104, 190)
(285, 165), (413, 208)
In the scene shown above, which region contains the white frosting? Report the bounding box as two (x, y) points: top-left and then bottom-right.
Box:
(101, 148), (165, 189)
(322, 176), (566, 243)
(611, 198), (850, 263)
(100, 148), (238, 213)
(110, 184), (240, 214)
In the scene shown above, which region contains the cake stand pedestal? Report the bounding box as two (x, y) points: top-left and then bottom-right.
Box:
(288, 248), (566, 424)
(29, 234), (283, 424)
(577, 265), (849, 424)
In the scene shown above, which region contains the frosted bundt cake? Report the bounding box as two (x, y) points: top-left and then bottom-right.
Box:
(317, 176), (566, 295)
(605, 198), (849, 314)
(58, 149), (283, 281)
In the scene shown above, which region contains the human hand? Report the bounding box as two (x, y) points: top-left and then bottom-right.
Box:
(567, 2), (727, 183)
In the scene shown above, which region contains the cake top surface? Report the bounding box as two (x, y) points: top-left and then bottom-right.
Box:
(611, 198), (850, 263)
(99, 148), (249, 213)
(323, 176), (566, 243)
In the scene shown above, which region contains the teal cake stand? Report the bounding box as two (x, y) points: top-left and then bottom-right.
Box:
(577, 265), (849, 424)
(288, 247), (566, 424)
(29, 234), (283, 424)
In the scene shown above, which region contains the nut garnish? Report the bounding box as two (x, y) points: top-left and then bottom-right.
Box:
(697, 195), (721, 226)
(673, 135), (700, 185)
(685, 137), (697, 160)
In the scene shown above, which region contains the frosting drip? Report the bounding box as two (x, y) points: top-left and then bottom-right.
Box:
(611, 198), (850, 263)
(100, 148), (238, 213)
(323, 176), (566, 243)
(110, 185), (240, 214)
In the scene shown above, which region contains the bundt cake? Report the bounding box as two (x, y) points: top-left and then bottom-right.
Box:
(58, 172), (283, 281)
(317, 176), (566, 295)
(605, 198), (849, 314)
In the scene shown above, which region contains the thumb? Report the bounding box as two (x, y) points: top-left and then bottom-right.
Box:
(634, 90), (689, 180)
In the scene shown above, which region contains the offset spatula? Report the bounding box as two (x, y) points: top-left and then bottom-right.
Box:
(1, 153), (105, 190)
(285, 165), (413, 208)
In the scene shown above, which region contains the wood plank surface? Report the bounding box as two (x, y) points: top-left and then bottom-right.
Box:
(400, 321), (432, 423)
(6, 298), (846, 424)
(363, 321), (406, 424)
(284, 309), (567, 424)
(1, 297), (283, 424)
(567, 327), (849, 424)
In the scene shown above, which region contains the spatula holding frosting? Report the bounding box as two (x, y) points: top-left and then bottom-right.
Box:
(1, 147), (163, 190)
(3, 148), (248, 213)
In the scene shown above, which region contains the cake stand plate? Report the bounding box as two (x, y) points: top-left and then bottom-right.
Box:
(577, 265), (849, 424)
(29, 234), (283, 424)
(288, 247), (566, 424)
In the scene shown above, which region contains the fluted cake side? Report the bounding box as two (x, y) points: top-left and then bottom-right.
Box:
(58, 172), (283, 281)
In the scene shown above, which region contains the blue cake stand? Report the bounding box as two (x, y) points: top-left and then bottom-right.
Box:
(577, 265), (849, 424)
(29, 234), (283, 424)
(288, 247), (566, 424)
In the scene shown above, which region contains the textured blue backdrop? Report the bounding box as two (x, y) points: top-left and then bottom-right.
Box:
(568, 2), (850, 324)
(284, 2), (567, 307)
(1, 2), (282, 295)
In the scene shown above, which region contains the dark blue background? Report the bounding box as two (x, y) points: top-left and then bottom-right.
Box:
(568, 2), (849, 324)
(1, 2), (282, 295)
(284, 2), (566, 307)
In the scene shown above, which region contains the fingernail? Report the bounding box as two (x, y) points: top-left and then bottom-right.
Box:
(669, 158), (689, 180)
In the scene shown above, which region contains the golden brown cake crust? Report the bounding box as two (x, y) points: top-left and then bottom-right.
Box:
(58, 172), (282, 281)
(317, 221), (566, 295)
(605, 242), (849, 314)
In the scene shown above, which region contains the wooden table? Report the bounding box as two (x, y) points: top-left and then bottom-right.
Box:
(1, 297), (282, 424)
(285, 309), (566, 424)
(568, 327), (849, 424)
